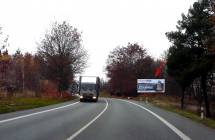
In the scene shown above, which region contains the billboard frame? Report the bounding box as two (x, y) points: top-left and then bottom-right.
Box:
(137, 79), (165, 93)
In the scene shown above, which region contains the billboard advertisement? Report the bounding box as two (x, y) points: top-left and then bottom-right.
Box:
(137, 79), (165, 93)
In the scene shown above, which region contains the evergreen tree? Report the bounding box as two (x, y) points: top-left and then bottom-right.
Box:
(166, 0), (215, 116)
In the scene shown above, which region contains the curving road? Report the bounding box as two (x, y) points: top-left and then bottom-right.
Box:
(0, 98), (214, 140)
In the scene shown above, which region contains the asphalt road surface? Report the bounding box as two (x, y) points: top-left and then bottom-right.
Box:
(0, 98), (215, 140)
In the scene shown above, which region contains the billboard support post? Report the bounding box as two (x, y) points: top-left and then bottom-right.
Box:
(139, 97), (143, 101)
(145, 97), (148, 104)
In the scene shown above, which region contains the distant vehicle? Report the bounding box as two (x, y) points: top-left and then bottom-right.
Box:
(79, 76), (100, 102)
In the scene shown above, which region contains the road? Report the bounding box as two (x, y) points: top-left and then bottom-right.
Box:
(0, 98), (214, 140)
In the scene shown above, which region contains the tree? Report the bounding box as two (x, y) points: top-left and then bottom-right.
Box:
(166, 0), (215, 116)
(0, 27), (9, 52)
(37, 21), (87, 94)
(23, 53), (41, 93)
(106, 43), (155, 96)
(0, 27), (11, 91)
(12, 49), (24, 91)
(11, 50), (43, 96)
(166, 46), (204, 109)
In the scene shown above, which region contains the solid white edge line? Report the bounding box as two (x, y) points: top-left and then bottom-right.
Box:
(120, 99), (191, 140)
(0, 101), (80, 124)
(66, 99), (109, 140)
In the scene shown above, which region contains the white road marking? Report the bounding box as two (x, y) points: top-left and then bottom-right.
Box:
(121, 99), (191, 140)
(66, 99), (109, 140)
(0, 101), (80, 124)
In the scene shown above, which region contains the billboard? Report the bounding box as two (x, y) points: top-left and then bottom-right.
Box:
(137, 79), (165, 93)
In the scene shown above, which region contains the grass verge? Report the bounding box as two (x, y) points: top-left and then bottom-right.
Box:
(152, 103), (215, 129)
(138, 95), (215, 129)
(0, 97), (75, 114)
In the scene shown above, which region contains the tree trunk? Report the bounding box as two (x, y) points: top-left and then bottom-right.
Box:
(58, 85), (62, 98)
(201, 75), (211, 118)
(181, 88), (185, 109)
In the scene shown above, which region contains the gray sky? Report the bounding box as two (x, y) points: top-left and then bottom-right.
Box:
(0, 0), (197, 79)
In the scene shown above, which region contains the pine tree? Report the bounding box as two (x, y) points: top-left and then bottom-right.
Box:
(166, 0), (215, 117)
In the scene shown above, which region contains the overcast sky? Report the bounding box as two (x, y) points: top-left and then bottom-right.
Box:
(0, 0), (197, 79)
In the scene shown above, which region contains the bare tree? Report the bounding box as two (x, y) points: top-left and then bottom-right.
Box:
(106, 43), (155, 96)
(37, 21), (87, 94)
(0, 27), (11, 93)
(0, 27), (9, 52)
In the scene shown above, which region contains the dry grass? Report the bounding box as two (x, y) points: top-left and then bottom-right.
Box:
(0, 90), (77, 114)
(0, 97), (67, 114)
